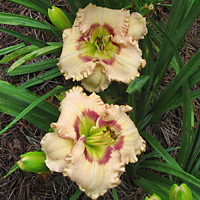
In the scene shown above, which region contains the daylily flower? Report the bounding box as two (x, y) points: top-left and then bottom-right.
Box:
(41, 86), (146, 199)
(58, 3), (147, 92)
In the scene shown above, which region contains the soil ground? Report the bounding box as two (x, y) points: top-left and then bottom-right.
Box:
(0, 1), (199, 199)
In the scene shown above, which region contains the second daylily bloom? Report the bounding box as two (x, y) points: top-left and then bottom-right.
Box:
(58, 3), (147, 92)
(41, 86), (146, 199)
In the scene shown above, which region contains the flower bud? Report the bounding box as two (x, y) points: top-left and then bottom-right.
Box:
(145, 194), (161, 200)
(16, 151), (49, 173)
(169, 183), (193, 200)
(48, 6), (72, 31)
(148, 3), (154, 11)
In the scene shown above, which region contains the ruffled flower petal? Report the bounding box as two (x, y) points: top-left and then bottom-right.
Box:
(127, 12), (148, 40)
(81, 64), (111, 92)
(58, 4), (147, 92)
(63, 136), (125, 199)
(101, 104), (146, 164)
(41, 132), (74, 172)
(101, 36), (145, 83)
(41, 86), (146, 199)
(51, 86), (106, 139)
(75, 3), (130, 36)
(57, 27), (96, 81)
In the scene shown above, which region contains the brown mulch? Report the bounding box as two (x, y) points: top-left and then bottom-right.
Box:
(0, 1), (200, 200)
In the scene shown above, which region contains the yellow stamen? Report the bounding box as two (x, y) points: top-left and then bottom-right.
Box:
(86, 124), (121, 147)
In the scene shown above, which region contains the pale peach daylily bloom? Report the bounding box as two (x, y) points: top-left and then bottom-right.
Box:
(41, 86), (146, 199)
(58, 3), (147, 92)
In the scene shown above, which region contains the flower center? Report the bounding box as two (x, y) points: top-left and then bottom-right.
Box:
(85, 125), (120, 147)
(94, 35), (111, 54)
(76, 110), (122, 161)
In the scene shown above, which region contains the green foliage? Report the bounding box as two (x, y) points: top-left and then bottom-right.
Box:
(0, 43), (25, 56)
(0, 12), (58, 34)
(1, 0), (200, 199)
(0, 81), (70, 133)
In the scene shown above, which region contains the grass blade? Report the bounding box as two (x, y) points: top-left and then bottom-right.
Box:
(8, 43), (62, 72)
(135, 177), (169, 199)
(0, 81), (63, 132)
(130, 0), (142, 14)
(139, 147), (180, 162)
(5, 58), (58, 76)
(177, 82), (191, 168)
(148, 50), (200, 124)
(0, 43), (25, 56)
(69, 189), (82, 200)
(149, 0), (200, 107)
(140, 131), (181, 169)
(135, 170), (172, 199)
(6, 0), (50, 16)
(0, 27), (47, 48)
(19, 67), (61, 89)
(4, 165), (19, 178)
(186, 120), (200, 174)
(0, 83), (70, 134)
(0, 12), (58, 34)
(164, 0), (184, 37)
(127, 75), (149, 94)
(0, 45), (39, 64)
(67, 0), (78, 16)
(112, 188), (118, 200)
(138, 160), (200, 188)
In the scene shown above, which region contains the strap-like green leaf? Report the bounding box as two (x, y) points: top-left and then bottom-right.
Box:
(127, 75), (149, 94)
(177, 82), (192, 169)
(130, 0), (142, 14)
(69, 189), (82, 200)
(8, 43), (62, 72)
(6, 0), (52, 16)
(135, 171), (172, 199)
(66, 0), (78, 15)
(5, 58), (58, 76)
(0, 27), (47, 48)
(139, 147), (180, 162)
(146, 0), (200, 114)
(138, 160), (200, 188)
(19, 67), (61, 89)
(4, 164), (19, 178)
(0, 12), (58, 34)
(140, 131), (182, 169)
(0, 81), (63, 132)
(0, 43), (25, 56)
(112, 188), (118, 200)
(149, 50), (200, 123)
(0, 45), (39, 64)
(186, 120), (200, 174)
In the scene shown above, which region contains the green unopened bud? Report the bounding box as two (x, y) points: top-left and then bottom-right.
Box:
(169, 183), (193, 200)
(145, 194), (161, 200)
(48, 6), (72, 31)
(16, 151), (49, 173)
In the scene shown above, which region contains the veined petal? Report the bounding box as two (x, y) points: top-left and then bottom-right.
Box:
(101, 36), (145, 84)
(63, 136), (125, 199)
(41, 132), (74, 172)
(57, 27), (96, 81)
(127, 12), (147, 40)
(102, 104), (146, 164)
(75, 3), (130, 36)
(51, 86), (106, 139)
(81, 64), (111, 92)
